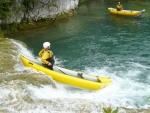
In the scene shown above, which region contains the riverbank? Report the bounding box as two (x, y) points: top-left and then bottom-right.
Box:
(3, 10), (77, 34)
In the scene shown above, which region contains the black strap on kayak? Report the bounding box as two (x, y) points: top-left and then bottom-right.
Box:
(77, 73), (84, 79)
(54, 66), (66, 75)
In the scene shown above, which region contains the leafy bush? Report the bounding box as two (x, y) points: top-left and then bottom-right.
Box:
(103, 107), (119, 113)
(0, 31), (4, 37)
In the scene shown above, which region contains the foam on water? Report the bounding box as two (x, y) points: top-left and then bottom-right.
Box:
(10, 39), (150, 110)
(84, 66), (150, 109)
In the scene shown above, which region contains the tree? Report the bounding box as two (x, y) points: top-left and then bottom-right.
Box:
(0, 0), (12, 28)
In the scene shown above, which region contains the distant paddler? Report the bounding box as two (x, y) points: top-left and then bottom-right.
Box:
(116, 2), (123, 11)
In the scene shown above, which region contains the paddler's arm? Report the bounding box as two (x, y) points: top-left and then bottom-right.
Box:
(41, 52), (51, 65)
(38, 49), (44, 57)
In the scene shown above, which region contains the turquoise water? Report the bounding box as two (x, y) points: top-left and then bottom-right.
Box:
(8, 0), (150, 109)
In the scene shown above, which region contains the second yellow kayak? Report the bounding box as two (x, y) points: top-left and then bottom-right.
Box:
(108, 8), (145, 17)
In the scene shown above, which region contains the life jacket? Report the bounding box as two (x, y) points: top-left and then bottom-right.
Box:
(116, 5), (122, 11)
(38, 49), (54, 64)
(46, 51), (54, 62)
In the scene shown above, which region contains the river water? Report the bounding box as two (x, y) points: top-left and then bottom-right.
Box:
(6, 0), (150, 112)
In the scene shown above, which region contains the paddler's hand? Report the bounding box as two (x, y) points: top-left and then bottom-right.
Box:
(48, 62), (52, 66)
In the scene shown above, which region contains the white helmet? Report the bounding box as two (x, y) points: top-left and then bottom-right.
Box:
(43, 42), (50, 49)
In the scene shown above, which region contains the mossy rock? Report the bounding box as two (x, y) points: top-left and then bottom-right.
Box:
(3, 10), (76, 34)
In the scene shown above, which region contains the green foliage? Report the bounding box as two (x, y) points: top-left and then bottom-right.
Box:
(0, 0), (40, 19)
(103, 107), (119, 113)
(79, 0), (86, 3)
(0, 0), (40, 31)
(0, 0), (10, 4)
(0, 31), (4, 37)
(79, 0), (91, 3)
(23, 0), (40, 10)
(0, 0), (59, 33)
(0, 0), (11, 17)
(24, 0), (39, 4)
(16, 7), (26, 13)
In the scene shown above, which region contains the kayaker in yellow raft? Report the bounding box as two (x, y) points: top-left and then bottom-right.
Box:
(116, 2), (123, 11)
(38, 42), (55, 70)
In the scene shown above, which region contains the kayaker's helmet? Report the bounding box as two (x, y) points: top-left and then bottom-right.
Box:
(43, 42), (50, 49)
(118, 2), (120, 5)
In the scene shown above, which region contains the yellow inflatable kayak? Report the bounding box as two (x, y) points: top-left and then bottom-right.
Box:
(20, 55), (112, 90)
(108, 8), (145, 17)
